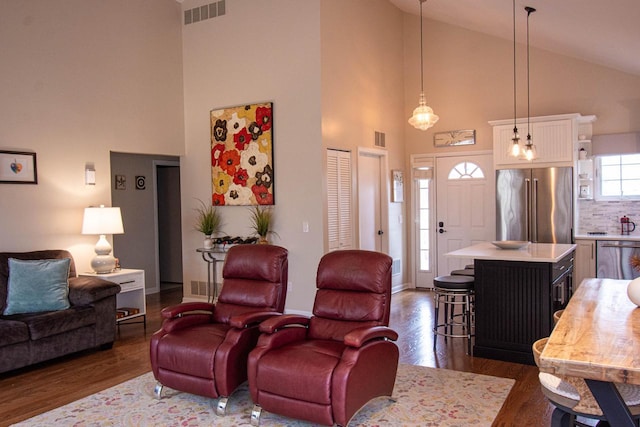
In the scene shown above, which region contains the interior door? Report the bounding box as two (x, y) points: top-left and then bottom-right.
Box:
(435, 154), (495, 276)
(358, 150), (385, 252)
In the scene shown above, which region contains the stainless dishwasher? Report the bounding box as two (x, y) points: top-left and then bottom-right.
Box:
(596, 240), (640, 280)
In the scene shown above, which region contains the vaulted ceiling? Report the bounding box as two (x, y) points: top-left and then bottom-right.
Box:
(389, 0), (640, 77)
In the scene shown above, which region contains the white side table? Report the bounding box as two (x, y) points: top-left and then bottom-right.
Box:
(80, 269), (146, 328)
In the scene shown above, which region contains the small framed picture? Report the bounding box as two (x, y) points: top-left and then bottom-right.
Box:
(392, 170), (404, 203)
(0, 150), (37, 184)
(115, 175), (126, 190)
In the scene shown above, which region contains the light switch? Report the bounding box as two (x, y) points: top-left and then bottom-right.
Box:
(302, 221), (309, 233)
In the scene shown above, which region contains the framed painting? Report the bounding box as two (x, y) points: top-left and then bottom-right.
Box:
(392, 170), (404, 203)
(0, 150), (37, 184)
(210, 102), (274, 205)
(434, 129), (476, 147)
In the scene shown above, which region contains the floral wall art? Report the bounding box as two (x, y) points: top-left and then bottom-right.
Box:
(210, 102), (274, 206)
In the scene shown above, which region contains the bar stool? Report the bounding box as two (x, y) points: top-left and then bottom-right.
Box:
(451, 268), (474, 277)
(433, 275), (475, 355)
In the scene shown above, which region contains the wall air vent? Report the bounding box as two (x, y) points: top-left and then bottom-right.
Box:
(375, 131), (386, 147)
(184, 0), (225, 25)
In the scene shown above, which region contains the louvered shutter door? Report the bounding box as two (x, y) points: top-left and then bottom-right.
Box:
(326, 149), (353, 251)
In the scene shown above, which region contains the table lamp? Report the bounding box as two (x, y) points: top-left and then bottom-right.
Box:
(82, 205), (124, 273)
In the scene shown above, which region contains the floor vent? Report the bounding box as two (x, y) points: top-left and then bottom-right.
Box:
(190, 280), (208, 296)
(184, 0), (226, 25)
(375, 131), (386, 147)
(392, 258), (401, 276)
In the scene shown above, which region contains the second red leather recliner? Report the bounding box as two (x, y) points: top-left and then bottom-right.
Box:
(247, 249), (399, 426)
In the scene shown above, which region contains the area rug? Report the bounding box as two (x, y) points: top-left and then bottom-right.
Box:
(13, 364), (514, 426)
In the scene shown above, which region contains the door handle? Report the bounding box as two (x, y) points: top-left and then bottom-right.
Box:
(439, 228), (446, 234)
(377, 230), (384, 235)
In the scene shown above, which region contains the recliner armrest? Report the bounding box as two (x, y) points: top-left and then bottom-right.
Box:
(161, 302), (216, 319)
(343, 326), (398, 348)
(229, 311), (282, 328)
(259, 314), (310, 333)
(161, 314), (212, 333)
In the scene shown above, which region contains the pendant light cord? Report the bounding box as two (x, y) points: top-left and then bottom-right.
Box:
(419, 0), (425, 94)
(526, 6), (536, 142)
(512, 0), (517, 135)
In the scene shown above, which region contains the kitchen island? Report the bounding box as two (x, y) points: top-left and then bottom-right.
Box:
(446, 242), (576, 364)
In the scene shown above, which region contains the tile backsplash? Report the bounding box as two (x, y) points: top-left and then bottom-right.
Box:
(578, 199), (640, 235)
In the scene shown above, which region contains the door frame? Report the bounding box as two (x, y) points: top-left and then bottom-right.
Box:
(357, 147), (389, 254)
(410, 150), (493, 288)
(153, 159), (181, 295)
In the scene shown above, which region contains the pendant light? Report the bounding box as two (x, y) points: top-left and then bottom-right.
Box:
(508, 0), (521, 157)
(523, 6), (537, 161)
(408, 0), (439, 131)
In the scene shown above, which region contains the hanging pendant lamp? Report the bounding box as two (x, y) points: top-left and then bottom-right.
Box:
(508, 0), (521, 158)
(408, 0), (439, 130)
(523, 6), (537, 161)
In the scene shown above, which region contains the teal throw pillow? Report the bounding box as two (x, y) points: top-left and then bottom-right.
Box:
(3, 258), (71, 315)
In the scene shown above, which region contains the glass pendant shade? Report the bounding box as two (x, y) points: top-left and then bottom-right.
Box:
(509, 127), (521, 157)
(523, 135), (537, 161)
(409, 93), (439, 130)
(408, 0), (438, 131)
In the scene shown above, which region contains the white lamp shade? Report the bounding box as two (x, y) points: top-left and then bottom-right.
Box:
(82, 206), (124, 235)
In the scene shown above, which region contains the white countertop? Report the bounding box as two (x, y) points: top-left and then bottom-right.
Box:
(575, 234), (640, 241)
(444, 242), (576, 263)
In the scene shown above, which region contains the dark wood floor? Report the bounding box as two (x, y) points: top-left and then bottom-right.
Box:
(0, 288), (553, 426)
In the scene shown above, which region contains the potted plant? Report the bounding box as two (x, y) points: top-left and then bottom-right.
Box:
(249, 205), (277, 244)
(194, 199), (222, 248)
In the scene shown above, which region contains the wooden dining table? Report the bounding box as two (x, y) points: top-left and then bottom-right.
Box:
(539, 278), (640, 426)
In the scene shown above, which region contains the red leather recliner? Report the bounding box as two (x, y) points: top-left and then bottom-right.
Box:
(247, 249), (399, 426)
(149, 244), (288, 415)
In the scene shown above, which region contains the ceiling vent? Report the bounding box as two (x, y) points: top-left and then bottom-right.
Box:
(184, 0), (225, 25)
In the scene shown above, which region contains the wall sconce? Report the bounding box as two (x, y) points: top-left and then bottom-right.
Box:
(85, 163), (96, 185)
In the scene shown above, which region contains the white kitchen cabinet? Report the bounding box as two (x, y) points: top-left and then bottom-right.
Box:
(489, 113), (596, 169)
(574, 239), (596, 289)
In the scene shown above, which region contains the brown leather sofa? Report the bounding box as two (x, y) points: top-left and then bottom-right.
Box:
(150, 244), (288, 415)
(248, 249), (399, 426)
(0, 250), (121, 374)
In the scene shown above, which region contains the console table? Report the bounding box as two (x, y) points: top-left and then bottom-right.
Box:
(196, 248), (227, 302)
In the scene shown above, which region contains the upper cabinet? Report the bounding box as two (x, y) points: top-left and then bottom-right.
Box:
(489, 113), (596, 169)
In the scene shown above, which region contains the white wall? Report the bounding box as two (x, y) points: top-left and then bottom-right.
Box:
(320, 0), (407, 287)
(179, 0), (324, 312)
(0, 0), (185, 271)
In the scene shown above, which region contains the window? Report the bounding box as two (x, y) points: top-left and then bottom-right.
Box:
(447, 162), (485, 179)
(417, 177), (431, 271)
(598, 154), (640, 199)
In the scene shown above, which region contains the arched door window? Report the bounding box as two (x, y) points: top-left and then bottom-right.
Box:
(448, 161), (485, 179)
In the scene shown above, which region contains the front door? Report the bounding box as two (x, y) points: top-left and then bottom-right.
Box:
(435, 154), (495, 276)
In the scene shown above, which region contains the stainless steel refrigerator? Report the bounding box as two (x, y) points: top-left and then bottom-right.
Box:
(496, 167), (573, 244)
